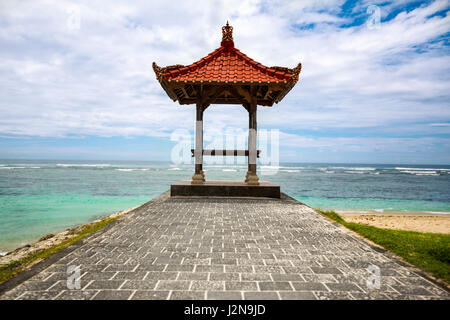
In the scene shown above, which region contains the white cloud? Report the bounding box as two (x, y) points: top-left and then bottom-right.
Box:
(0, 0), (449, 160)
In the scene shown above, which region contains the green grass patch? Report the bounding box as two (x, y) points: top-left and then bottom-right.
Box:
(0, 216), (118, 285)
(316, 210), (450, 284)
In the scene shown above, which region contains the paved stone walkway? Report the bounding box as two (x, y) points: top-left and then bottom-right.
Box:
(0, 192), (448, 300)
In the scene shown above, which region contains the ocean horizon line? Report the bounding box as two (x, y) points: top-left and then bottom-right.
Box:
(1, 159), (450, 166)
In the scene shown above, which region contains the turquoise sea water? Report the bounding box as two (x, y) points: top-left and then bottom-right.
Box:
(1, 160), (449, 252)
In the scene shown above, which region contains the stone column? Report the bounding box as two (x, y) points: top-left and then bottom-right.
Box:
(245, 100), (259, 185)
(192, 102), (205, 184)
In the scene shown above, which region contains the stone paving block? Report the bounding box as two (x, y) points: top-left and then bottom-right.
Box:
(238, 258), (265, 266)
(195, 265), (224, 273)
(104, 264), (139, 272)
(85, 280), (125, 290)
(170, 291), (206, 300)
(182, 258), (210, 265)
(16, 291), (61, 300)
(207, 291), (243, 300)
(311, 267), (342, 275)
(279, 292), (317, 300)
(93, 290), (134, 300)
(211, 258), (237, 265)
(350, 292), (391, 300)
(225, 281), (258, 291)
(47, 280), (73, 291)
(45, 265), (70, 273)
(55, 290), (99, 300)
(0, 289), (27, 300)
(154, 257), (183, 264)
(241, 273), (272, 281)
(271, 274), (305, 282)
(382, 293), (429, 300)
(155, 280), (191, 291)
(111, 271), (148, 280)
(244, 292), (279, 300)
(254, 266), (284, 274)
(282, 266), (312, 274)
(325, 283), (364, 292)
(224, 253), (250, 259)
(120, 280), (157, 290)
(314, 291), (355, 300)
(14, 281), (56, 292)
(177, 272), (209, 280)
(171, 252), (198, 259)
(302, 274), (337, 283)
(390, 285), (434, 296)
(81, 271), (117, 280)
(165, 265), (195, 272)
(264, 259), (293, 266)
(197, 252), (223, 259)
(209, 272), (240, 281)
(291, 282), (328, 291)
(42, 272), (72, 281)
(259, 281), (293, 291)
(135, 264), (166, 272)
(225, 265), (254, 273)
(190, 280), (225, 291)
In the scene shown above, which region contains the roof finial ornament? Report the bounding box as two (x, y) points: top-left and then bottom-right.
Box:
(221, 21), (234, 48)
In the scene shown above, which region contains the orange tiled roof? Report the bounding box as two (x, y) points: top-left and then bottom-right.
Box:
(153, 23), (301, 85)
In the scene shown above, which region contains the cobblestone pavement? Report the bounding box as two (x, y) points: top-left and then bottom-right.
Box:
(1, 192), (448, 300)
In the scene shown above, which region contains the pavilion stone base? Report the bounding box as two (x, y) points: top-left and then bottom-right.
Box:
(171, 180), (280, 198)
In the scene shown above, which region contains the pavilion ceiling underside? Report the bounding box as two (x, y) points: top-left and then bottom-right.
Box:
(160, 82), (293, 107)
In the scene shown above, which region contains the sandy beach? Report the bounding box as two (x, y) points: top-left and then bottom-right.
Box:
(338, 211), (450, 234)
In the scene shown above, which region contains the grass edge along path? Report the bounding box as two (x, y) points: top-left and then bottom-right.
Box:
(0, 216), (118, 285)
(316, 209), (450, 285)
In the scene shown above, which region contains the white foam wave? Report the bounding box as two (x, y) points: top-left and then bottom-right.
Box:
(344, 171), (365, 174)
(319, 169), (335, 173)
(396, 167), (450, 171)
(57, 164), (111, 167)
(280, 169), (300, 173)
(400, 170), (438, 175)
(168, 168), (182, 171)
(426, 211), (450, 215)
(222, 169), (237, 172)
(115, 168), (149, 172)
(332, 167), (376, 171)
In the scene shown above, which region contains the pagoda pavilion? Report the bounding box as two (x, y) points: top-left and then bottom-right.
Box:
(153, 22), (301, 197)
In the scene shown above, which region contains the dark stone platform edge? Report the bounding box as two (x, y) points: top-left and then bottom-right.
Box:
(171, 182), (281, 198)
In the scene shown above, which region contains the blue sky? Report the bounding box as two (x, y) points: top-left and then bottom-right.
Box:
(0, 0), (449, 164)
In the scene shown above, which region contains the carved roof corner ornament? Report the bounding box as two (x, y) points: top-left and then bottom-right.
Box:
(152, 62), (162, 81)
(291, 62), (302, 83)
(153, 62), (185, 82)
(270, 62), (302, 83)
